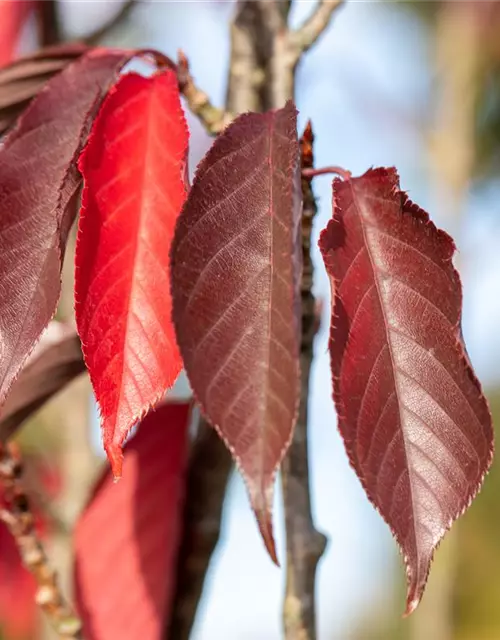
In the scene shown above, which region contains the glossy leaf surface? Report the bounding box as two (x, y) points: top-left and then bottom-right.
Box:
(171, 102), (302, 560)
(0, 48), (134, 413)
(75, 71), (188, 477)
(74, 401), (191, 640)
(319, 167), (493, 612)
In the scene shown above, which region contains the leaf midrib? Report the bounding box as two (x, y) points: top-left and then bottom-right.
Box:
(349, 180), (422, 583)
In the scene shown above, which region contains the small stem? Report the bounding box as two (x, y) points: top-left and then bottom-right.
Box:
(0, 443), (82, 639)
(144, 50), (232, 136)
(302, 166), (351, 180)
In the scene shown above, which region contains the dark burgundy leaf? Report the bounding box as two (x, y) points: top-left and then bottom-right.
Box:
(0, 324), (84, 441)
(170, 102), (302, 561)
(74, 401), (191, 640)
(75, 71), (188, 477)
(0, 44), (88, 135)
(0, 49), (142, 414)
(318, 167), (493, 612)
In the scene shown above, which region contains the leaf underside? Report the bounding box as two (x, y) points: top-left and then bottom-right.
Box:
(74, 401), (191, 640)
(170, 101), (302, 561)
(0, 43), (88, 136)
(0, 49), (134, 412)
(319, 167), (494, 613)
(0, 325), (84, 441)
(75, 71), (188, 477)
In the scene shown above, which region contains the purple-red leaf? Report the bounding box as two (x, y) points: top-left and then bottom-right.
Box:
(0, 324), (84, 441)
(75, 71), (188, 478)
(74, 401), (191, 640)
(0, 44), (88, 135)
(319, 167), (493, 613)
(0, 49), (141, 414)
(170, 102), (302, 561)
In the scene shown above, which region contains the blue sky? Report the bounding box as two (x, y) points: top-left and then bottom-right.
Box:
(62, 1), (500, 637)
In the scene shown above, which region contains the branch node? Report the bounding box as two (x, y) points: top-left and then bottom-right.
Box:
(177, 50), (233, 136)
(288, 0), (345, 62)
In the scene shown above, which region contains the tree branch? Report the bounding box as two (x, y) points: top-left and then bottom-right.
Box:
(288, 0), (344, 62)
(177, 51), (233, 135)
(165, 418), (233, 640)
(0, 443), (82, 638)
(281, 123), (327, 640)
(83, 0), (137, 46)
(36, 0), (63, 48)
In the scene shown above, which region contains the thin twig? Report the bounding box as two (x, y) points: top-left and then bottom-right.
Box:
(36, 0), (62, 48)
(281, 122), (327, 640)
(0, 443), (82, 639)
(83, 0), (137, 46)
(165, 418), (233, 640)
(288, 0), (345, 62)
(177, 51), (233, 135)
(302, 166), (351, 180)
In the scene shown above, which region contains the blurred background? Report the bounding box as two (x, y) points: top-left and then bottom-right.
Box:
(1, 1), (500, 639)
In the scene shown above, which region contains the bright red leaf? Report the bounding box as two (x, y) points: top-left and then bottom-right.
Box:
(75, 71), (188, 477)
(170, 102), (302, 561)
(74, 401), (191, 640)
(318, 167), (493, 613)
(0, 49), (139, 413)
(0, 520), (37, 640)
(0, 0), (33, 66)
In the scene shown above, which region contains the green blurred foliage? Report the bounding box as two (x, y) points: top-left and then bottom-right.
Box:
(397, 0), (500, 184)
(453, 389), (500, 640)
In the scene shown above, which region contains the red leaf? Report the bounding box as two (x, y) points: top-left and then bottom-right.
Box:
(74, 401), (191, 640)
(75, 72), (188, 477)
(0, 49), (137, 413)
(170, 102), (302, 561)
(318, 167), (493, 613)
(0, 0), (33, 66)
(0, 520), (37, 640)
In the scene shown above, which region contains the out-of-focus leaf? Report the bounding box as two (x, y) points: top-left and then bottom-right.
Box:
(0, 43), (88, 135)
(74, 401), (191, 640)
(0, 0), (34, 67)
(0, 49), (149, 416)
(0, 520), (37, 639)
(170, 102), (302, 561)
(318, 167), (493, 613)
(75, 71), (188, 478)
(0, 325), (85, 442)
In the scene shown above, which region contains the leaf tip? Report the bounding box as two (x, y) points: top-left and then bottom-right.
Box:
(403, 587), (422, 617)
(257, 511), (279, 566)
(248, 482), (279, 565)
(105, 443), (123, 480)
